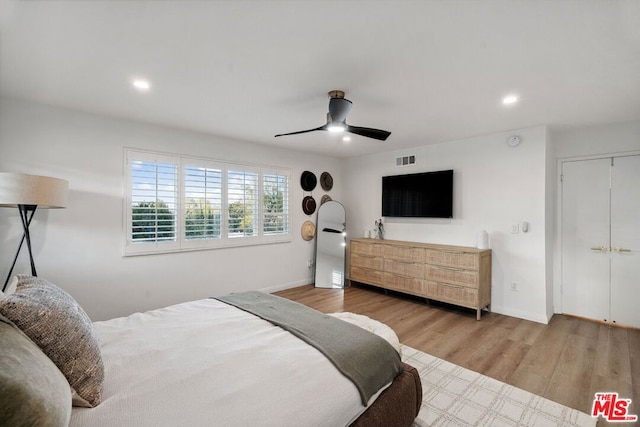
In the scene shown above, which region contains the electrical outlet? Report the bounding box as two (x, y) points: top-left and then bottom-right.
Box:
(511, 224), (520, 234)
(511, 282), (518, 292)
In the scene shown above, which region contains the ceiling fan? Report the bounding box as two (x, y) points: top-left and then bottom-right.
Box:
(274, 90), (391, 141)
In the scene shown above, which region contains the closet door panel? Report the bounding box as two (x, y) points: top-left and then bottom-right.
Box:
(561, 158), (610, 321)
(610, 155), (640, 328)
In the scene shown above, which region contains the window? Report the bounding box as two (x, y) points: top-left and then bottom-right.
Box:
(228, 169), (258, 238)
(128, 152), (180, 253)
(263, 172), (289, 235)
(125, 149), (290, 255)
(184, 165), (222, 241)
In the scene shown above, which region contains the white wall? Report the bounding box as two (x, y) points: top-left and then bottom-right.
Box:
(0, 98), (341, 320)
(342, 125), (551, 323)
(553, 120), (640, 159)
(551, 120), (640, 313)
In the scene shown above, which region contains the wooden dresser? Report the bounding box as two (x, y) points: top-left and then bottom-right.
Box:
(349, 238), (492, 320)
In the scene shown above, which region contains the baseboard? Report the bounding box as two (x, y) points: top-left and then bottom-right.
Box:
(259, 278), (311, 294)
(491, 305), (549, 324)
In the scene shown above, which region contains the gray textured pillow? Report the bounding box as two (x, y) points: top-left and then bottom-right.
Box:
(0, 314), (72, 426)
(0, 275), (104, 407)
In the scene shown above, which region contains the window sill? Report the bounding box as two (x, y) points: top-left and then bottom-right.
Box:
(123, 235), (292, 257)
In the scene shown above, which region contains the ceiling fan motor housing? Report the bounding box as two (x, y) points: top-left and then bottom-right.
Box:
(328, 97), (353, 123)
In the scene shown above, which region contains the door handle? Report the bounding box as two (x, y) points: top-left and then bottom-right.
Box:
(613, 247), (631, 253)
(590, 246), (608, 252)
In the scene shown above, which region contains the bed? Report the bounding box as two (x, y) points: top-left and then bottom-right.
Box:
(0, 276), (422, 427)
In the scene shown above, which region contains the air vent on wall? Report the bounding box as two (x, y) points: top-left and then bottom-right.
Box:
(396, 155), (416, 166)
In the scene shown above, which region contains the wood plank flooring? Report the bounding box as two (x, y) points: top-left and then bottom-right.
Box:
(275, 284), (639, 421)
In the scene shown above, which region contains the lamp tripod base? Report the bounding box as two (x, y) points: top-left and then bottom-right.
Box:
(2, 205), (38, 292)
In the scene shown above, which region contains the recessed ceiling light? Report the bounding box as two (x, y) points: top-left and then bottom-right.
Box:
(132, 79), (151, 91)
(502, 94), (518, 105)
(342, 136), (351, 142)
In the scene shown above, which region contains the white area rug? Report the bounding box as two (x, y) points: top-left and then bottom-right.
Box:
(400, 345), (596, 427)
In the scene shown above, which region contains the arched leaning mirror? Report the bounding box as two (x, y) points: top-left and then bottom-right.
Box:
(314, 201), (346, 288)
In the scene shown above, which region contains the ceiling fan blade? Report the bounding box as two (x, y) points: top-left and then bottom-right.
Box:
(274, 124), (327, 138)
(345, 125), (391, 141)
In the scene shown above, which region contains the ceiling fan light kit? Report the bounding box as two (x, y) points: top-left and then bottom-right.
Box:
(275, 90), (391, 141)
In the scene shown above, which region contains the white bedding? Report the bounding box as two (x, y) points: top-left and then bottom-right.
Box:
(70, 298), (394, 427)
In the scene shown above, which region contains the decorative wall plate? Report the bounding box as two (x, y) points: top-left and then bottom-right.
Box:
(320, 172), (333, 191)
(300, 171), (317, 191)
(301, 221), (316, 241)
(302, 195), (316, 215)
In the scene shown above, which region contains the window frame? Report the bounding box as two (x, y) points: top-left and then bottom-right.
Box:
(124, 149), (291, 256)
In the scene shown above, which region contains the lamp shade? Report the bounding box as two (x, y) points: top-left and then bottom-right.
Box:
(0, 173), (68, 208)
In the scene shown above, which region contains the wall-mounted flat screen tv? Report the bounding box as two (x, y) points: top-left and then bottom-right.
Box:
(382, 170), (453, 218)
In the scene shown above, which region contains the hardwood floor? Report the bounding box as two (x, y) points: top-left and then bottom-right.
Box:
(275, 284), (639, 421)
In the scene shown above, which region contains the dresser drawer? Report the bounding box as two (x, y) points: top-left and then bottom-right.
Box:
(350, 266), (384, 285)
(384, 245), (425, 263)
(383, 273), (425, 295)
(424, 281), (478, 308)
(351, 253), (384, 270)
(425, 249), (479, 270)
(384, 259), (424, 278)
(424, 264), (479, 287)
(351, 240), (385, 257)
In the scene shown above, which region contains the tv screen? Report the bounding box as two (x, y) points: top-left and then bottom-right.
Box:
(382, 170), (453, 218)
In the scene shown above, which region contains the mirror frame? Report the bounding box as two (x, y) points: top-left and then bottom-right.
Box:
(313, 201), (346, 289)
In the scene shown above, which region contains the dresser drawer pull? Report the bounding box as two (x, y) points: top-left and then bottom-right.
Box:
(431, 265), (465, 272)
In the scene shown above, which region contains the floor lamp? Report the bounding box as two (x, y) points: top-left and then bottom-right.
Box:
(0, 173), (68, 292)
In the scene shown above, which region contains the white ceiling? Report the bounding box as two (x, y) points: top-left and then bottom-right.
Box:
(1, 0), (639, 158)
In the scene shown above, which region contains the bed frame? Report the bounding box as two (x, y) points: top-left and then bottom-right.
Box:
(351, 362), (422, 427)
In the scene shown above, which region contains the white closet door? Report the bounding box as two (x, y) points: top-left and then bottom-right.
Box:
(561, 158), (611, 321)
(610, 155), (640, 327)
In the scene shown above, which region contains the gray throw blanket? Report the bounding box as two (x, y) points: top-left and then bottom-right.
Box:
(214, 291), (403, 406)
